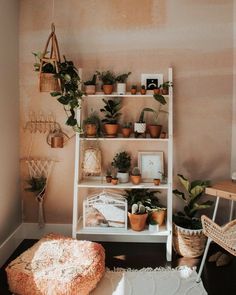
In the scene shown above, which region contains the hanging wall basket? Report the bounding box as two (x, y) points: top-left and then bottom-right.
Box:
(39, 23), (61, 92)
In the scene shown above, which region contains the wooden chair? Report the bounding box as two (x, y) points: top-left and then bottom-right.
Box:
(196, 215), (236, 282)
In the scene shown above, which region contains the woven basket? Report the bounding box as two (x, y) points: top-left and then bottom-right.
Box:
(39, 73), (60, 92)
(173, 223), (207, 258)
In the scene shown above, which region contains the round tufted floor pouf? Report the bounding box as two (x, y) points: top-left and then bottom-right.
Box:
(5, 233), (105, 295)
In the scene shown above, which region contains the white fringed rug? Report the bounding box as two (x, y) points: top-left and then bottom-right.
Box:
(91, 267), (207, 295)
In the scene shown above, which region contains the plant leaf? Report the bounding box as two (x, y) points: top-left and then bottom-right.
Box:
(177, 174), (190, 192)
(173, 189), (187, 202)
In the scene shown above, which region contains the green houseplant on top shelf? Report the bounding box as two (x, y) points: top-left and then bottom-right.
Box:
(173, 174), (213, 258)
(116, 72), (131, 95)
(96, 70), (116, 94)
(51, 56), (83, 132)
(111, 151), (131, 183)
(100, 98), (122, 137)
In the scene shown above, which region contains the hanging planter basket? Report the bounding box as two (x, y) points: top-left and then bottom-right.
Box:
(39, 23), (61, 92)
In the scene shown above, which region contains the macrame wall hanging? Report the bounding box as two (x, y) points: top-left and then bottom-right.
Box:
(39, 23), (61, 92)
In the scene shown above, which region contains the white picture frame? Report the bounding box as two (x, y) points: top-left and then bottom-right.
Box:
(138, 151), (164, 182)
(141, 73), (163, 91)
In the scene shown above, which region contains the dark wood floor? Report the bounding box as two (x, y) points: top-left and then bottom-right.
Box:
(0, 240), (236, 295)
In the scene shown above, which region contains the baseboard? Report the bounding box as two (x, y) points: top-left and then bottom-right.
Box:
(0, 222), (72, 267)
(0, 224), (24, 267)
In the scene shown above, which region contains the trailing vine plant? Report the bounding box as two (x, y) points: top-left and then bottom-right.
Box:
(50, 56), (83, 132)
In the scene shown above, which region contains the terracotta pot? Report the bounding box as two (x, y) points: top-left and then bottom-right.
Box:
(131, 175), (141, 185)
(85, 123), (97, 137)
(111, 178), (118, 185)
(106, 175), (112, 183)
(153, 88), (161, 94)
(150, 209), (166, 226)
(102, 84), (113, 95)
(131, 88), (137, 95)
(140, 88), (146, 95)
(104, 124), (119, 137)
(85, 85), (96, 95)
(121, 127), (132, 138)
(161, 88), (168, 95)
(148, 125), (162, 138)
(153, 178), (161, 186)
(128, 212), (148, 231)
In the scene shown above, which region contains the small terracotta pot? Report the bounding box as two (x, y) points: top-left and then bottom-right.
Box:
(161, 88), (168, 95)
(131, 88), (137, 95)
(148, 125), (162, 138)
(102, 84), (113, 95)
(140, 88), (146, 95)
(85, 85), (96, 95)
(111, 178), (118, 185)
(131, 175), (141, 185)
(106, 175), (112, 183)
(121, 127), (132, 138)
(85, 124), (97, 137)
(150, 210), (166, 226)
(153, 178), (161, 186)
(128, 212), (148, 231)
(153, 88), (161, 94)
(104, 123), (119, 137)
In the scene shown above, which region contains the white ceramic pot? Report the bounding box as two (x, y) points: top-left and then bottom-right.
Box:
(117, 83), (126, 95)
(149, 224), (160, 232)
(134, 122), (146, 133)
(117, 172), (129, 183)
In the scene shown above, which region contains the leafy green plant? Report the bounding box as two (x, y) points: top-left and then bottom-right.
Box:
(84, 74), (97, 86)
(138, 107), (156, 123)
(50, 56), (83, 131)
(100, 98), (122, 124)
(96, 70), (116, 85)
(116, 72), (131, 83)
(173, 174), (213, 229)
(112, 151), (131, 173)
(32, 51), (55, 73)
(82, 112), (101, 136)
(160, 81), (173, 89)
(123, 189), (161, 212)
(25, 176), (46, 196)
(141, 85), (146, 90)
(131, 85), (137, 90)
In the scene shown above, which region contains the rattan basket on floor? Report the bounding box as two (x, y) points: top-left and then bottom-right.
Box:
(173, 223), (207, 258)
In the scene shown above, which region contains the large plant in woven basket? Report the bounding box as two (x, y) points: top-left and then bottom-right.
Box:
(172, 174), (213, 258)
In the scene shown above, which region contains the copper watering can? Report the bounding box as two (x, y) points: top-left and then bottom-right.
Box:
(47, 128), (70, 148)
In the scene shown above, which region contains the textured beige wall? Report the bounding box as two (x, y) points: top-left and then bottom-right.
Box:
(0, 0), (20, 244)
(19, 0), (234, 223)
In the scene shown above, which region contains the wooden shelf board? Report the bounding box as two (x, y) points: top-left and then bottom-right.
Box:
(76, 218), (169, 236)
(79, 135), (169, 142)
(77, 179), (169, 189)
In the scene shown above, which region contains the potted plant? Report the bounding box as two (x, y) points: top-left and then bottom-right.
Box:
(96, 70), (116, 94)
(33, 51), (60, 92)
(84, 74), (96, 95)
(100, 98), (122, 137)
(82, 111), (101, 137)
(111, 170), (118, 185)
(173, 174), (213, 258)
(149, 207), (167, 226)
(153, 178), (161, 186)
(148, 218), (160, 232)
(116, 72), (131, 95)
(131, 85), (137, 95)
(160, 81), (173, 95)
(111, 151), (131, 183)
(140, 85), (146, 95)
(130, 167), (141, 185)
(121, 122), (132, 138)
(134, 107), (155, 137)
(124, 188), (161, 231)
(50, 56), (83, 132)
(25, 176), (47, 198)
(153, 86), (161, 95)
(105, 167), (112, 183)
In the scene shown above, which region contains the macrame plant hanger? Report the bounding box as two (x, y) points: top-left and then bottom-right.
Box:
(26, 158), (54, 228)
(39, 22), (61, 92)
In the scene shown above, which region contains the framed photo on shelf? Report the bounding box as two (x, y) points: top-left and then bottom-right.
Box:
(141, 73), (163, 90)
(138, 151), (164, 182)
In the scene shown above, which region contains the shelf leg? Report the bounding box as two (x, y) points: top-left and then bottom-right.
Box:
(166, 232), (172, 261)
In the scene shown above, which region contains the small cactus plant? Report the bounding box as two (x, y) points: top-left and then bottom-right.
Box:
(131, 167), (141, 176)
(131, 202), (146, 214)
